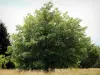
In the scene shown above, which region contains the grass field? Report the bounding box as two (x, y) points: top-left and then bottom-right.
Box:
(0, 68), (100, 75)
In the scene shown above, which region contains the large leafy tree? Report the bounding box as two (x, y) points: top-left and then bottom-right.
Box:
(12, 2), (91, 71)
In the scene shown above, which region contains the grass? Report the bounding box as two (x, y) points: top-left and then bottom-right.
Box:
(0, 68), (100, 75)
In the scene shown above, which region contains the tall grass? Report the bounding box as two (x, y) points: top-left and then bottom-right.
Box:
(0, 68), (100, 75)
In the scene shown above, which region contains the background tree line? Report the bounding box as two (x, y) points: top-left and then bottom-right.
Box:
(0, 2), (100, 71)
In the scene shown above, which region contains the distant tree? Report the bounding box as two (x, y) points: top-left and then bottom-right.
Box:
(0, 21), (15, 69)
(94, 55), (100, 68)
(0, 21), (10, 55)
(80, 44), (100, 68)
(12, 2), (91, 71)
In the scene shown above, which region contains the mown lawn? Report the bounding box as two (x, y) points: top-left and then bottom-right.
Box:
(0, 68), (100, 75)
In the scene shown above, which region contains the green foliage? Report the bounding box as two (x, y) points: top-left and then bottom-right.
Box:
(0, 54), (14, 69)
(0, 55), (6, 68)
(11, 2), (91, 71)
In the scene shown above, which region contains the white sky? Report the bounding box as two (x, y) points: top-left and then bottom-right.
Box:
(0, 0), (100, 45)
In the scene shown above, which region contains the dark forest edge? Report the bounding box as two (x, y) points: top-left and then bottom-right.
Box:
(0, 2), (100, 72)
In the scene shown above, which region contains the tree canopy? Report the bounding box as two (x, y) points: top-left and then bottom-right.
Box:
(11, 2), (96, 71)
